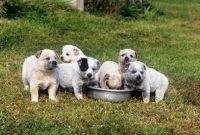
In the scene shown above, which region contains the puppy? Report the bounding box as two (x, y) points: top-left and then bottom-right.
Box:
(58, 57), (100, 100)
(60, 45), (86, 63)
(124, 61), (169, 103)
(95, 61), (122, 89)
(22, 49), (59, 102)
(117, 49), (138, 79)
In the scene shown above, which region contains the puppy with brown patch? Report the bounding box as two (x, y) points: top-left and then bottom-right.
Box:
(60, 44), (86, 63)
(95, 61), (122, 89)
(117, 49), (138, 79)
(22, 49), (59, 102)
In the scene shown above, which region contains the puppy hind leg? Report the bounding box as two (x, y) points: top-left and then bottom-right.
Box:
(155, 89), (165, 103)
(156, 77), (168, 103)
(22, 65), (29, 90)
(23, 79), (29, 90)
(48, 85), (59, 102)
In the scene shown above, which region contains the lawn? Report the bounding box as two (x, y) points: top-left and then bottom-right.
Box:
(0, 0), (200, 134)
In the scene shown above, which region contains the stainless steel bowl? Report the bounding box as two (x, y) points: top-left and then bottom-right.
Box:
(86, 86), (134, 102)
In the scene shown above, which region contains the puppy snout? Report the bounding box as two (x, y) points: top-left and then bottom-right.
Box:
(52, 61), (57, 66)
(60, 56), (63, 61)
(125, 57), (129, 61)
(136, 75), (141, 80)
(87, 73), (92, 78)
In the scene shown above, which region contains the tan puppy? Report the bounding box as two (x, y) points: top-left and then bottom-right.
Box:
(60, 45), (86, 63)
(95, 61), (122, 90)
(117, 49), (138, 80)
(22, 49), (59, 102)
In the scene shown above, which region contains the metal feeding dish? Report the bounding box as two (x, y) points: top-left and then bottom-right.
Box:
(86, 86), (134, 102)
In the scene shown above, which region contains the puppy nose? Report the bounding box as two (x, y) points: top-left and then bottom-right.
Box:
(87, 73), (92, 78)
(60, 56), (63, 60)
(52, 61), (57, 66)
(125, 57), (129, 61)
(136, 75), (141, 80)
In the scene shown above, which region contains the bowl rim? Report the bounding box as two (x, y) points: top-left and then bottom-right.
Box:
(87, 86), (134, 92)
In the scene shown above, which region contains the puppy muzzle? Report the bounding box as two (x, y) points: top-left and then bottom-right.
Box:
(124, 57), (129, 61)
(46, 60), (57, 70)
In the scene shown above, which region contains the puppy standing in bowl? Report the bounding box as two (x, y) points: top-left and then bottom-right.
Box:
(95, 61), (123, 90)
(58, 57), (100, 100)
(117, 49), (138, 80)
(22, 49), (59, 102)
(60, 44), (86, 63)
(124, 61), (169, 103)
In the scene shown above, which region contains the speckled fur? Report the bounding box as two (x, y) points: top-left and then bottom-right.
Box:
(58, 57), (100, 100)
(124, 61), (168, 103)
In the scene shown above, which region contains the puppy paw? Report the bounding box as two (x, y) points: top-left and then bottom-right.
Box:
(31, 97), (38, 102)
(143, 97), (150, 104)
(155, 97), (161, 103)
(49, 96), (59, 102)
(75, 94), (83, 100)
(24, 85), (29, 90)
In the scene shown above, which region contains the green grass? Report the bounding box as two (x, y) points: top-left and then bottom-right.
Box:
(0, 0), (200, 134)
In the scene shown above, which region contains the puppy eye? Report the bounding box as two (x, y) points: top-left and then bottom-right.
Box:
(132, 71), (136, 74)
(92, 68), (95, 71)
(46, 57), (50, 60)
(140, 71), (143, 74)
(66, 53), (69, 56)
(121, 54), (125, 57)
(130, 55), (133, 58)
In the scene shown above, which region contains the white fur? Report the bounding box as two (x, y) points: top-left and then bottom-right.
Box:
(60, 45), (86, 63)
(124, 61), (168, 103)
(95, 61), (122, 89)
(22, 49), (59, 102)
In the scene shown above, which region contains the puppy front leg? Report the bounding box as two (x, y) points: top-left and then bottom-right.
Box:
(30, 85), (39, 102)
(142, 86), (150, 103)
(73, 85), (83, 100)
(48, 84), (58, 102)
(124, 82), (132, 90)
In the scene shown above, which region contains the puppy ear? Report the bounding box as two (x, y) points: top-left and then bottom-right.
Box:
(101, 74), (110, 89)
(135, 51), (138, 60)
(61, 45), (65, 50)
(54, 51), (59, 59)
(124, 63), (130, 70)
(74, 48), (79, 55)
(143, 64), (147, 70)
(96, 60), (101, 68)
(103, 74), (110, 81)
(77, 58), (88, 72)
(35, 50), (42, 58)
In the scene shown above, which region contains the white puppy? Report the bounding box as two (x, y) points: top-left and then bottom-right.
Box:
(22, 49), (59, 102)
(117, 49), (138, 79)
(124, 61), (168, 103)
(60, 45), (86, 63)
(95, 61), (122, 90)
(58, 57), (100, 100)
